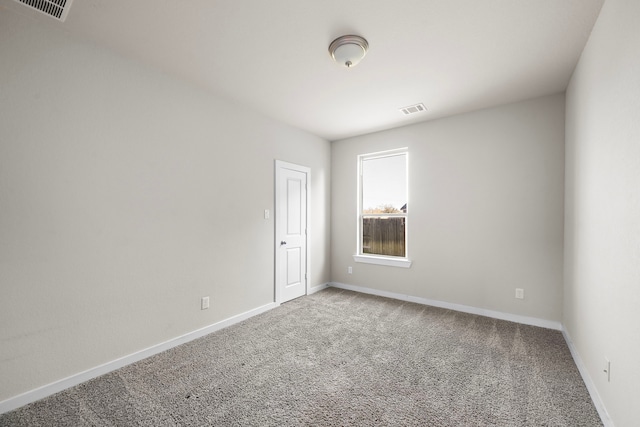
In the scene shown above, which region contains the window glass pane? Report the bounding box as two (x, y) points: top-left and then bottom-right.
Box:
(362, 154), (407, 213)
(360, 152), (407, 258)
(362, 216), (406, 257)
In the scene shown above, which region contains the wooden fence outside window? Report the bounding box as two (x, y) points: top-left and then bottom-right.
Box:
(362, 217), (406, 257)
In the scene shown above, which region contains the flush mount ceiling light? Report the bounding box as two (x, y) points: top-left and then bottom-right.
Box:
(329, 35), (369, 68)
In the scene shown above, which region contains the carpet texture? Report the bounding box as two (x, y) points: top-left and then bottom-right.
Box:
(0, 288), (602, 426)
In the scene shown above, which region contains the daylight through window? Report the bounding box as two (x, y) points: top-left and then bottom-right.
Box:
(358, 149), (408, 259)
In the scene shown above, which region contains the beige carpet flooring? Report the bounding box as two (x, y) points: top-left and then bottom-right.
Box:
(0, 287), (602, 426)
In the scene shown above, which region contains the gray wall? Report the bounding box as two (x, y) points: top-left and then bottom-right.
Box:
(564, 0), (640, 425)
(331, 94), (565, 322)
(0, 11), (331, 401)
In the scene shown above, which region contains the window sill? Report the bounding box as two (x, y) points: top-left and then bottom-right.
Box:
(353, 255), (412, 268)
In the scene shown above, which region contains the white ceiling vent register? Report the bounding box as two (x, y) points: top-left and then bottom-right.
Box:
(399, 103), (427, 116)
(13, 0), (74, 21)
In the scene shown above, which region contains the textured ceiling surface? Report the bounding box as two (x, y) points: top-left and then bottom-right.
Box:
(1, 0), (604, 140)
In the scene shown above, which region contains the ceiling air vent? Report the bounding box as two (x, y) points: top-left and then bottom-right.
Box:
(13, 0), (74, 22)
(399, 103), (427, 116)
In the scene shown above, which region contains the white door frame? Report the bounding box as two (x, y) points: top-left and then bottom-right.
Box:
(274, 160), (310, 304)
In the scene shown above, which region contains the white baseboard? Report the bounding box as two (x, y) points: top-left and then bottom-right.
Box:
(561, 328), (613, 427)
(0, 301), (278, 415)
(329, 282), (562, 330)
(308, 282), (329, 295)
(1, 286), (610, 427)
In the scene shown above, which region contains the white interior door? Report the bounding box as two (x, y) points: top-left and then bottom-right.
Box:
(275, 161), (309, 303)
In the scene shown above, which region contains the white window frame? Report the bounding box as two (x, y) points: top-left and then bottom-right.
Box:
(354, 148), (412, 268)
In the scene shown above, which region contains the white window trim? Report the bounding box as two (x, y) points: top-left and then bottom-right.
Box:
(353, 254), (412, 268)
(356, 148), (411, 268)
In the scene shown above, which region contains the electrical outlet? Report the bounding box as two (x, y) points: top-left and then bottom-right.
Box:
(264, 209), (270, 219)
(201, 296), (210, 310)
(348, 266), (353, 274)
(604, 358), (610, 382)
(515, 288), (524, 299)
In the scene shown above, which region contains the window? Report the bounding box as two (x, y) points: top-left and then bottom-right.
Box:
(354, 148), (411, 268)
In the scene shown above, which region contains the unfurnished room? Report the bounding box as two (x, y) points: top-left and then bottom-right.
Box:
(0, 0), (638, 426)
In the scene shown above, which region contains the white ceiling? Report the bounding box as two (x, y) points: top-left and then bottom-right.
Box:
(3, 0), (604, 141)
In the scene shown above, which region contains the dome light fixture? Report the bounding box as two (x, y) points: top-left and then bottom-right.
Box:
(328, 35), (369, 68)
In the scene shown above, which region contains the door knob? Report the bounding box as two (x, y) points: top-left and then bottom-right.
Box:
(280, 241), (287, 245)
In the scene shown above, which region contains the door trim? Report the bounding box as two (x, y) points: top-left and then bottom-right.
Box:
(274, 160), (310, 304)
